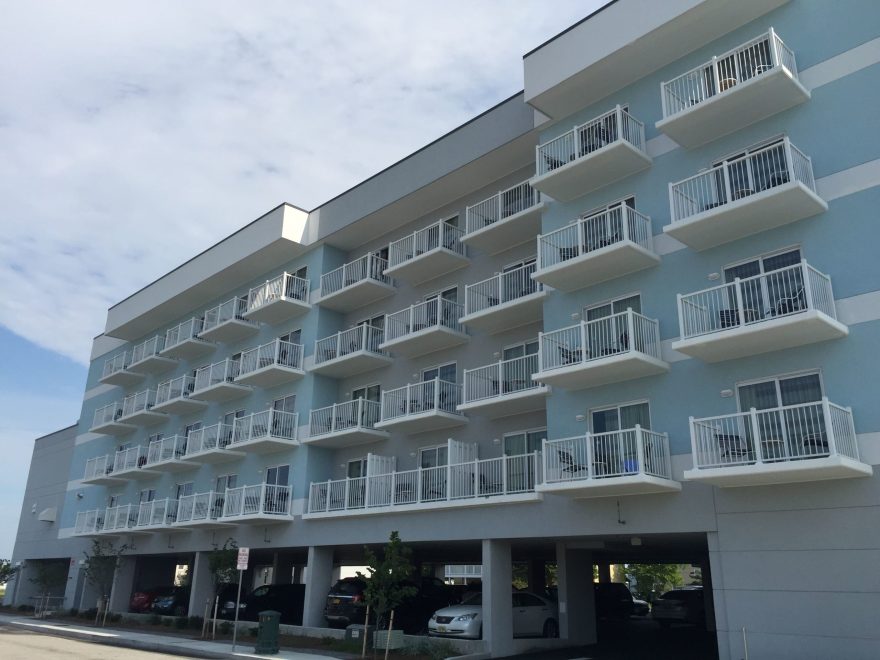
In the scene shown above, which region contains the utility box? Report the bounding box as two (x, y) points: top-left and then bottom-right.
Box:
(254, 610), (280, 655)
(345, 623), (375, 647)
(374, 629), (405, 650)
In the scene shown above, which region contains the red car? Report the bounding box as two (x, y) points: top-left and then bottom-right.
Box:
(130, 586), (174, 613)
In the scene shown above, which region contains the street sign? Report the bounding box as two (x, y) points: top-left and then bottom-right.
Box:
(237, 547), (249, 571)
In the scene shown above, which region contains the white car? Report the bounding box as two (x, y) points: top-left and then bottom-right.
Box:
(428, 591), (558, 640)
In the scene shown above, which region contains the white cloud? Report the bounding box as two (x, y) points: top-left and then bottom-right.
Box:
(0, 0), (601, 364)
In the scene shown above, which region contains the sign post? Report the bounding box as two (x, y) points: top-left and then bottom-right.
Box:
(232, 547), (249, 652)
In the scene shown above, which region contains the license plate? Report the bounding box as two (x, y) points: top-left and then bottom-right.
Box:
(331, 598), (340, 604)
(437, 625), (446, 633)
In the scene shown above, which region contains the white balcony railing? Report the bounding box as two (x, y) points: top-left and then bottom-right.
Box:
(689, 399), (859, 469)
(537, 204), (653, 271)
(84, 454), (111, 481)
(315, 325), (385, 365)
(661, 29), (798, 118)
(146, 435), (187, 465)
(136, 498), (178, 528)
(308, 452), (539, 513)
(176, 491), (223, 523)
(543, 428), (672, 483)
(186, 423), (233, 455)
(678, 261), (837, 339)
(156, 375), (196, 405)
(113, 445), (148, 473)
(92, 402), (123, 429)
(536, 106), (646, 176)
(464, 263), (542, 316)
(309, 399), (381, 437)
(202, 297), (250, 334)
(321, 254), (391, 297)
(121, 389), (158, 419)
(388, 221), (466, 269)
(222, 484), (291, 518)
(130, 335), (165, 365)
(381, 379), (461, 421)
(238, 339), (303, 376)
(103, 504), (138, 532)
(102, 352), (129, 379)
(247, 272), (309, 311)
(232, 409), (298, 444)
(193, 358), (241, 393)
(669, 138), (816, 224)
(465, 181), (541, 235)
(74, 509), (103, 535)
(385, 298), (464, 342)
(463, 354), (541, 403)
(165, 318), (205, 351)
(538, 310), (662, 372)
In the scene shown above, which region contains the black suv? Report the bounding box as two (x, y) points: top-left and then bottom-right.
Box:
(220, 583), (305, 624)
(325, 576), (453, 634)
(594, 582), (636, 620)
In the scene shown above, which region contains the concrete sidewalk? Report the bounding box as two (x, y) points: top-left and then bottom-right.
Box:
(0, 613), (350, 660)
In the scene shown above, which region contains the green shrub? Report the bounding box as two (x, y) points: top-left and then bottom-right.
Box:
(109, 613), (122, 623)
(218, 620), (233, 635)
(187, 615), (203, 630)
(161, 616), (173, 627)
(248, 626), (258, 638)
(68, 607), (79, 617)
(148, 614), (161, 626)
(82, 607), (98, 620)
(174, 616), (188, 629)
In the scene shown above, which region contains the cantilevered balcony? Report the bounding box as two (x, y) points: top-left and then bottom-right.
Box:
(111, 445), (160, 480)
(244, 272), (310, 324)
(377, 379), (466, 433)
(133, 498), (179, 531)
(534, 310), (669, 390)
(531, 106), (651, 202)
(90, 402), (136, 436)
(118, 389), (166, 426)
(128, 335), (177, 374)
(174, 491), (230, 529)
(380, 298), (468, 358)
(462, 181), (546, 254)
(306, 399), (387, 448)
(220, 484), (291, 524)
(533, 204), (659, 292)
(99, 352), (143, 387)
(153, 375), (207, 415)
(538, 428), (680, 498)
(312, 325), (392, 378)
(665, 138), (826, 251)
(459, 354), (548, 418)
(199, 297), (259, 343)
(460, 263), (546, 334)
(181, 423), (244, 464)
(235, 339), (304, 387)
(684, 399), (872, 487)
(317, 254), (395, 312)
(82, 454), (124, 486)
(144, 435), (191, 472)
(161, 318), (214, 360)
(657, 29), (810, 149)
(305, 453), (540, 518)
(674, 261), (848, 362)
(100, 504), (138, 535)
(230, 410), (298, 453)
(190, 359), (250, 402)
(73, 509), (103, 536)
(385, 220), (469, 284)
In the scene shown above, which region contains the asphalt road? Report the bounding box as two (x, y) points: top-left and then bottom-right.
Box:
(0, 622), (193, 660)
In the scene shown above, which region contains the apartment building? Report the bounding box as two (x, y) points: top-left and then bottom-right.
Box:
(7, 1), (880, 658)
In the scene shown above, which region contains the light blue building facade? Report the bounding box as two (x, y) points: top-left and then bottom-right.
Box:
(8, 1), (880, 658)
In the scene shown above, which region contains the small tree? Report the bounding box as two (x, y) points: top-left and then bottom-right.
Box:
(28, 560), (68, 595)
(0, 559), (18, 585)
(624, 563), (683, 602)
(83, 539), (128, 625)
(357, 531), (417, 660)
(205, 538), (238, 637)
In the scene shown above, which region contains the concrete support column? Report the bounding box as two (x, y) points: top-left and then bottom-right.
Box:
(273, 553), (294, 585)
(64, 559), (85, 610)
(302, 546), (334, 628)
(596, 562), (611, 583)
(556, 542), (596, 646)
(188, 551), (215, 618)
(109, 556), (137, 613)
(707, 532), (730, 660)
(527, 558), (545, 595)
(482, 539), (514, 658)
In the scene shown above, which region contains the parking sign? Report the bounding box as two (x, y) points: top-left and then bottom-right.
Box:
(237, 547), (249, 571)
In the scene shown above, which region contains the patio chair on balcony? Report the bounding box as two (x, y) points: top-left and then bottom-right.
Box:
(769, 286), (806, 317)
(543, 153), (571, 173)
(559, 245), (581, 262)
(559, 346), (584, 365)
(716, 433), (753, 463)
(557, 448), (590, 477)
(599, 332), (629, 357)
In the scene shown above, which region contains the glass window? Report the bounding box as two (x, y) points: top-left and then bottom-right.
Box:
(348, 458), (367, 479)
(420, 446), (448, 468)
(266, 465), (289, 486)
(175, 482), (194, 499)
(585, 294), (641, 320)
(280, 329), (302, 345)
(352, 384), (381, 401)
(738, 373), (822, 411)
(274, 395), (296, 413)
(591, 402), (650, 433)
(139, 489), (156, 503)
(504, 429), (545, 456)
(216, 474), (238, 492)
(423, 363), (456, 383)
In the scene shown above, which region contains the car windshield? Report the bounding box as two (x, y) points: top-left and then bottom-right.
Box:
(461, 592), (482, 605)
(332, 581), (363, 595)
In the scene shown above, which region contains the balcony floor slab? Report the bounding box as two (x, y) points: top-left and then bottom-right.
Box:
(460, 291), (547, 334)
(235, 365), (305, 388)
(99, 370), (144, 387)
(532, 242), (660, 292)
(117, 410), (168, 427)
(457, 386), (550, 419)
(189, 383), (252, 403)
(243, 298), (310, 325)
(303, 491), (542, 519)
(128, 354), (178, 375)
(537, 474), (682, 498)
(90, 420), (137, 436)
(159, 339), (214, 361)
(534, 353), (669, 391)
(316, 280), (395, 313)
(180, 448), (246, 465)
(151, 397), (208, 415)
(198, 320), (259, 344)
(303, 428), (389, 449)
(311, 351), (393, 379)
(384, 249), (469, 285)
(219, 514), (292, 525)
(684, 455), (872, 487)
(227, 437), (298, 454)
(143, 459), (193, 473)
(375, 411), (468, 434)
(379, 327), (468, 359)
(462, 202), (547, 255)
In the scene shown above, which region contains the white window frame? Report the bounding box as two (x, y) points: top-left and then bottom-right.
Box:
(588, 399), (652, 432)
(583, 291), (642, 319)
(734, 369), (824, 412)
(422, 361), (457, 383)
(419, 444), (448, 468)
(502, 427), (547, 456)
(581, 194), (636, 221)
(723, 244), (802, 275)
(351, 383), (382, 401)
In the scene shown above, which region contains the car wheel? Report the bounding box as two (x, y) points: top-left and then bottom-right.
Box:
(542, 618), (559, 638)
(173, 605), (186, 617)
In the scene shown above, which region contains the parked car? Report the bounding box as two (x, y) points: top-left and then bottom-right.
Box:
(150, 586), (190, 616)
(594, 582), (635, 620)
(221, 583), (305, 624)
(130, 586), (174, 613)
(324, 576), (454, 634)
(632, 596), (650, 617)
(428, 591), (558, 640)
(651, 586), (705, 628)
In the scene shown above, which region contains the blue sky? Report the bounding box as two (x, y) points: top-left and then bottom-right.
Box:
(0, 0), (604, 557)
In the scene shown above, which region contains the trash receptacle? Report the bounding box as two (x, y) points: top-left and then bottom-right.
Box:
(255, 610), (280, 655)
(345, 623), (374, 646)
